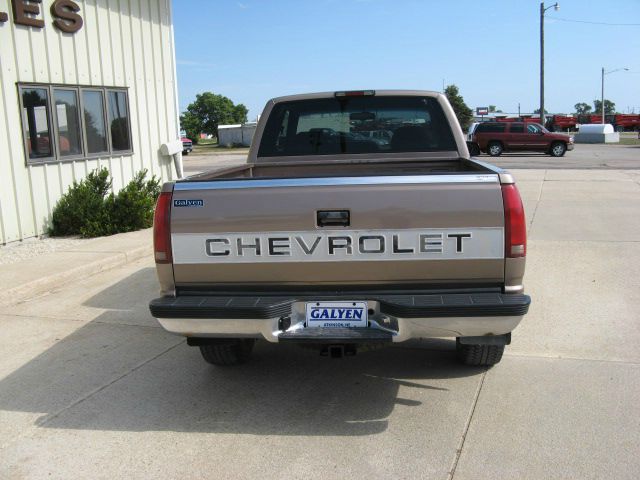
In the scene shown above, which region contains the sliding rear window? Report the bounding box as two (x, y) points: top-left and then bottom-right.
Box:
(258, 96), (456, 157)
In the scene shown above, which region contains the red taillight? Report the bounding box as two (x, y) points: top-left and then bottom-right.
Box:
(153, 191), (172, 264)
(501, 184), (526, 258)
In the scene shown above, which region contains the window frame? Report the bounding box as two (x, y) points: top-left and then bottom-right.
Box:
(17, 83), (133, 165)
(105, 88), (133, 154)
(19, 85), (56, 163)
(81, 88), (111, 157)
(52, 86), (85, 161)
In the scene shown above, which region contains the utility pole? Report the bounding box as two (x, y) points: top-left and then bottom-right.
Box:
(540, 2), (559, 126)
(540, 2), (545, 125)
(601, 67), (605, 124)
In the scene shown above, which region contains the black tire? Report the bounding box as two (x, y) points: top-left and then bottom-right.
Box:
(549, 141), (566, 157)
(456, 338), (504, 366)
(487, 141), (503, 157)
(199, 339), (255, 366)
(183, 151), (190, 155)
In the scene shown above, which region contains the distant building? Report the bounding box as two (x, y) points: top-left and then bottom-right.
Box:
(0, 0), (181, 244)
(217, 123), (257, 147)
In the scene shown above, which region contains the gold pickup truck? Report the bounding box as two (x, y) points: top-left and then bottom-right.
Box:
(149, 90), (530, 367)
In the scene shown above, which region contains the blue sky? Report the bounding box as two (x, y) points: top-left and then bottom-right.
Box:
(173, 0), (640, 119)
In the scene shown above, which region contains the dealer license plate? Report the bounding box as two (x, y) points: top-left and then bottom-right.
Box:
(305, 301), (368, 328)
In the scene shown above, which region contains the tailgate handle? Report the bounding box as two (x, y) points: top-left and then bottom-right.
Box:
(317, 210), (350, 227)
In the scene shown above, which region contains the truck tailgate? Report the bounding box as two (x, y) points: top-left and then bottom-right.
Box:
(170, 174), (505, 287)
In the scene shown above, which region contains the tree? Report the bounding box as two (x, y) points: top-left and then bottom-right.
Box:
(180, 112), (202, 144)
(444, 84), (473, 131)
(533, 108), (549, 114)
(593, 99), (616, 116)
(574, 102), (592, 115)
(184, 92), (248, 139)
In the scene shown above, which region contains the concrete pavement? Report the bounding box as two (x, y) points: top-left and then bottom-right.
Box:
(0, 168), (639, 479)
(0, 229), (152, 308)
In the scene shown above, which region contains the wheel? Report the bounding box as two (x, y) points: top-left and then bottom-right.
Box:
(456, 339), (504, 366)
(549, 142), (566, 157)
(199, 339), (255, 366)
(182, 151), (190, 155)
(487, 141), (503, 157)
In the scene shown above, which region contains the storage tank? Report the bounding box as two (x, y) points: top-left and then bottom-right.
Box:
(574, 124), (619, 143)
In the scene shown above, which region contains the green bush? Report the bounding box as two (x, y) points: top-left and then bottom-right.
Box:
(50, 168), (160, 238)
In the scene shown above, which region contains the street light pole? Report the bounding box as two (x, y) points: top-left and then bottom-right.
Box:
(540, 2), (559, 126)
(601, 67), (629, 124)
(601, 67), (605, 124)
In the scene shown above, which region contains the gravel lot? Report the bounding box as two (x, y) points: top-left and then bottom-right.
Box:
(0, 237), (88, 265)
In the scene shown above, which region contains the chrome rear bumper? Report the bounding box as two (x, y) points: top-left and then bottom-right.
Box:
(151, 293), (530, 343)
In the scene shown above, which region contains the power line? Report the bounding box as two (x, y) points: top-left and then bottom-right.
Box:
(547, 16), (640, 26)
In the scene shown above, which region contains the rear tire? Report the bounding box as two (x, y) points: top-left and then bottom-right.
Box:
(549, 141), (566, 157)
(199, 339), (255, 366)
(487, 141), (503, 157)
(456, 339), (504, 366)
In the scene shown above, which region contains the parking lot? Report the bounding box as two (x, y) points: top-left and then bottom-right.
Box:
(182, 142), (640, 176)
(1, 145), (639, 479)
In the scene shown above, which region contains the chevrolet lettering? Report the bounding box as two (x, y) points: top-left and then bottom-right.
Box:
(149, 90), (531, 368)
(173, 229), (502, 263)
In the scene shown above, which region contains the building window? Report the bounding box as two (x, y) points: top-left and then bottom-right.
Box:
(54, 89), (83, 157)
(83, 90), (108, 154)
(21, 88), (53, 160)
(19, 84), (132, 163)
(107, 90), (131, 151)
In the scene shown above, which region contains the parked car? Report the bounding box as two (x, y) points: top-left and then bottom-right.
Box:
(466, 122), (479, 141)
(149, 90), (531, 367)
(471, 122), (574, 157)
(181, 137), (193, 155)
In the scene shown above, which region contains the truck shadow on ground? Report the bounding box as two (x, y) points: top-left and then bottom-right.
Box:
(0, 267), (485, 437)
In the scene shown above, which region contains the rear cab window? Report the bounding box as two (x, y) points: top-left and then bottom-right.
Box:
(258, 96), (457, 157)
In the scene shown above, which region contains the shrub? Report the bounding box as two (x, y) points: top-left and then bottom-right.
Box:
(50, 168), (160, 238)
(50, 168), (112, 237)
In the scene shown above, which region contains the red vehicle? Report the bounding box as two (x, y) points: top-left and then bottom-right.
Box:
(547, 115), (578, 131)
(494, 116), (541, 125)
(612, 114), (640, 131)
(181, 137), (193, 155)
(471, 121), (574, 157)
(501, 113), (640, 133)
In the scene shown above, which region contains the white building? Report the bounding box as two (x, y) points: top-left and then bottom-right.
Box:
(217, 122), (257, 147)
(0, 0), (181, 244)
